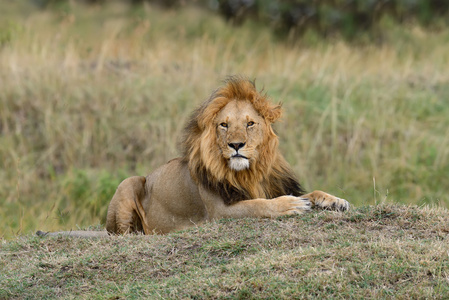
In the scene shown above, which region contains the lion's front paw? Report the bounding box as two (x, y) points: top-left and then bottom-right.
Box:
(268, 195), (311, 217)
(304, 191), (350, 211)
(328, 196), (350, 211)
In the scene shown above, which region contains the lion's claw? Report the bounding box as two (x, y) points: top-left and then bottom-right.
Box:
(292, 197), (311, 210)
(335, 198), (350, 211)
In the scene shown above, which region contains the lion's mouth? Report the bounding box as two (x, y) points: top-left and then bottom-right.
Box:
(229, 155), (249, 171)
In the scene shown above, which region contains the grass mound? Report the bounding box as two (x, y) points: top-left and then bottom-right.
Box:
(1, 204), (448, 298)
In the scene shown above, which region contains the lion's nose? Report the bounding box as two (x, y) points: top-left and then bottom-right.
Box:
(228, 143), (246, 151)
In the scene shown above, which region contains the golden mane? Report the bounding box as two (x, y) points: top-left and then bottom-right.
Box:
(181, 76), (305, 204)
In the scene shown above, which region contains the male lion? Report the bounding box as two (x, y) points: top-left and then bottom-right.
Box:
(105, 76), (349, 235)
(37, 77), (349, 238)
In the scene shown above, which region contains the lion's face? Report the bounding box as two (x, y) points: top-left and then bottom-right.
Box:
(183, 77), (302, 203)
(215, 100), (266, 171)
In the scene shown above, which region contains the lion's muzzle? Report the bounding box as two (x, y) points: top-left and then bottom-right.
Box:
(229, 156), (250, 171)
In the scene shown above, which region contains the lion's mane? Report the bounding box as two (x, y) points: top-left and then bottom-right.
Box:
(181, 76), (305, 205)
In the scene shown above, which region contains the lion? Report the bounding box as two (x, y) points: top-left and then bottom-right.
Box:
(104, 76), (349, 235)
(37, 76), (349, 238)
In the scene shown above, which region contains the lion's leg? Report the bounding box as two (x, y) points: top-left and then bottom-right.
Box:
(301, 190), (350, 211)
(106, 176), (150, 235)
(199, 186), (312, 219)
(234, 195), (313, 218)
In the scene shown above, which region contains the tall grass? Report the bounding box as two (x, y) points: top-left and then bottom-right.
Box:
(1, 1), (448, 239)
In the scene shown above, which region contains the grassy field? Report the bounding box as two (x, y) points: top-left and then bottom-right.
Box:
(0, 1), (449, 239)
(1, 204), (449, 298)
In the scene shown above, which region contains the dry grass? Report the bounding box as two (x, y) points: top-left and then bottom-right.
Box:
(0, 1), (448, 239)
(1, 204), (449, 298)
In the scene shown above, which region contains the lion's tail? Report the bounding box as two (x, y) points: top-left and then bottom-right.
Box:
(36, 230), (108, 238)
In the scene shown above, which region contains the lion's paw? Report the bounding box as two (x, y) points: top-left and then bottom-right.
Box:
(270, 195), (311, 217)
(303, 191), (350, 211)
(327, 196), (350, 211)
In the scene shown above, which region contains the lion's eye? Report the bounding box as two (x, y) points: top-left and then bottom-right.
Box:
(220, 122), (228, 128)
(247, 121), (255, 127)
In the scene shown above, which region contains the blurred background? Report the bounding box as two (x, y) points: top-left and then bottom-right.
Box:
(1, 0), (448, 239)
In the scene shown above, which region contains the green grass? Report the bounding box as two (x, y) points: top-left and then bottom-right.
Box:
(1, 205), (449, 298)
(0, 1), (449, 239)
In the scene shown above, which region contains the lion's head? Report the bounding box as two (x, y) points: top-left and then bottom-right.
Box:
(181, 76), (305, 204)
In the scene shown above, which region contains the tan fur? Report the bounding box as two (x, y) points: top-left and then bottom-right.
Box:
(101, 77), (350, 235)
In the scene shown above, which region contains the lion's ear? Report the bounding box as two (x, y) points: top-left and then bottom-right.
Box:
(265, 104), (282, 123)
